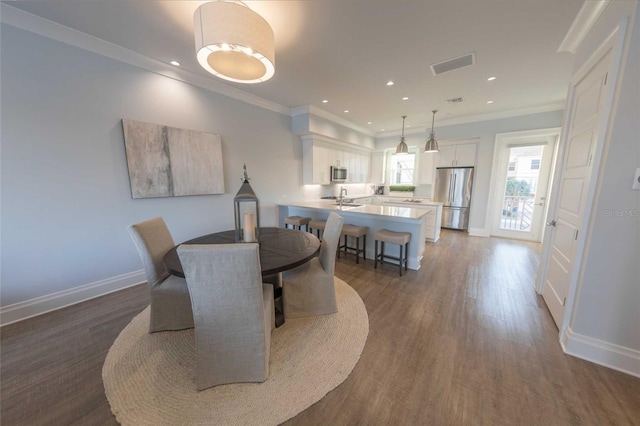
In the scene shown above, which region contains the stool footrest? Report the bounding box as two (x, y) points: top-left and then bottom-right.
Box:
(337, 233), (367, 264)
(374, 230), (410, 276)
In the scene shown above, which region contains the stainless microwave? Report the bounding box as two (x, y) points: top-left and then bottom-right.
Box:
(331, 166), (348, 182)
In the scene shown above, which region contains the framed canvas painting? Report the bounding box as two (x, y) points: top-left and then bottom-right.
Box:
(122, 119), (224, 198)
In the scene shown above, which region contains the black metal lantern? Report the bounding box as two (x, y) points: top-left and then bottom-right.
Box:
(234, 164), (260, 243)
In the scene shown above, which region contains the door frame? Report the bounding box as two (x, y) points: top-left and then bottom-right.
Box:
(488, 128), (561, 242)
(534, 21), (628, 338)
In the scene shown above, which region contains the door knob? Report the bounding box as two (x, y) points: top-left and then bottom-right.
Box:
(546, 220), (557, 227)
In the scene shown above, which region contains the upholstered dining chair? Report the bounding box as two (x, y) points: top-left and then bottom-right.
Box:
(282, 212), (344, 318)
(177, 243), (275, 391)
(128, 217), (194, 333)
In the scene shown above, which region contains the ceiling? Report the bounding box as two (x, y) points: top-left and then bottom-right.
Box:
(4, 0), (584, 135)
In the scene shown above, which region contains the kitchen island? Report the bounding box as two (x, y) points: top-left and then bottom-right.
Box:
(278, 200), (430, 270)
(380, 199), (443, 242)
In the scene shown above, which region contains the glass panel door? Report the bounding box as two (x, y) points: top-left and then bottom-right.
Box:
(499, 145), (544, 232)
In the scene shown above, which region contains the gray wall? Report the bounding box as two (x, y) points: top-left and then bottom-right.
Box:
(569, 2), (639, 351)
(0, 24), (306, 306)
(375, 111), (565, 233)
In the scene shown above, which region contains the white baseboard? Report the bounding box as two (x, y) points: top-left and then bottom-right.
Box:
(468, 227), (490, 237)
(0, 270), (146, 327)
(562, 327), (640, 378)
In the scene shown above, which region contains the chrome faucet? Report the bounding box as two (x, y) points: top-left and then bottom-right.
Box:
(339, 186), (348, 206)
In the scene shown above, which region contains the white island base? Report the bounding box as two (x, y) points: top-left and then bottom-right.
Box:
(278, 201), (430, 271)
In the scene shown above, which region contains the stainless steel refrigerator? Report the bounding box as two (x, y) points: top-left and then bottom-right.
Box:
(434, 167), (474, 230)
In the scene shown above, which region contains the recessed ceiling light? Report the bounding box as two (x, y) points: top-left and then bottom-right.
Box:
(487, 100), (494, 104)
(386, 81), (394, 86)
(487, 76), (496, 81)
(381, 128), (386, 131)
(367, 121), (373, 125)
(322, 99), (328, 103)
(402, 97), (409, 101)
(344, 110), (349, 113)
(170, 60), (181, 66)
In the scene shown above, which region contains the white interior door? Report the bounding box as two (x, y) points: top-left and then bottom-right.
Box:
(491, 136), (557, 242)
(541, 49), (613, 329)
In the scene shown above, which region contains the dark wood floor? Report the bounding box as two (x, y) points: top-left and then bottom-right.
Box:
(2, 230), (639, 425)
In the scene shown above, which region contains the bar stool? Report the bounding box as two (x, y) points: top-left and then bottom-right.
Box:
(309, 219), (327, 239)
(284, 216), (310, 231)
(338, 225), (369, 264)
(374, 229), (411, 276)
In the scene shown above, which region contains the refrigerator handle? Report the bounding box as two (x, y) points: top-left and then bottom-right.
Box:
(451, 173), (456, 204)
(448, 174), (453, 204)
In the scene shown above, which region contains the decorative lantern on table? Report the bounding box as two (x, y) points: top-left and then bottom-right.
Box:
(234, 164), (260, 243)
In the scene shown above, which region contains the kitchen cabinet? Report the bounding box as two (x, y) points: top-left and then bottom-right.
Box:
(303, 140), (330, 184)
(423, 203), (443, 242)
(436, 143), (477, 167)
(302, 139), (372, 184)
(370, 152), (385, 184)
(382, 199), (442, 242)
(418, 151), (435, 185)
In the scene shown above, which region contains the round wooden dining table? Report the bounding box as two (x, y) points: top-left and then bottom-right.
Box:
(163, 227), (321, 278)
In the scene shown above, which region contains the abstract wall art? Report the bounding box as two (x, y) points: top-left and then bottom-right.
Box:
(122, 119), (225, 198)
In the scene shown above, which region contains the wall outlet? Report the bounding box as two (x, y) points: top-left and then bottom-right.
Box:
(633, 168), (640, 190)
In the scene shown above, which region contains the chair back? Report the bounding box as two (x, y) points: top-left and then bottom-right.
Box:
(128, 217), (175, 287)
(319, 212), (344, 276)
(177, 243), (265, 336)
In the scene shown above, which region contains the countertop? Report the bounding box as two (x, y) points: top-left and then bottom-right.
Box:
(382, 199), (444, 206)
(280, 200), (430, 220)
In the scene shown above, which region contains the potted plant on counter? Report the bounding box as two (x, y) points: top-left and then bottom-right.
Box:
(388, 185), (415, 197)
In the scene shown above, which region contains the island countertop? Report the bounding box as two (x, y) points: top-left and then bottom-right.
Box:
(278, 201), (430, 270)
(279, 200), (430, 221)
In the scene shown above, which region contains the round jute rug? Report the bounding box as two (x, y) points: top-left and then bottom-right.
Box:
(103, 278), (368, 425)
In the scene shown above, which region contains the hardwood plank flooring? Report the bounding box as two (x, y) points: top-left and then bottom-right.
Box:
(2, 230), (639, 425)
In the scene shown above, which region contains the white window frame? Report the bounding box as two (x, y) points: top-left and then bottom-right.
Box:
(385, 148), (418, 186)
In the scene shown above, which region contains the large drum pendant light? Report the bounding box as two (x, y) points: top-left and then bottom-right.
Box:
(194, 1), (275, 84)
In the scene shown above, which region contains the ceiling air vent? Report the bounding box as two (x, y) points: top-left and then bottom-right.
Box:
(430, 52), (476, 76)
(447, 97), (464, 104)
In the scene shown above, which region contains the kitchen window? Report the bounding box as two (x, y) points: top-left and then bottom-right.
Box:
(386, 150), (416, 185)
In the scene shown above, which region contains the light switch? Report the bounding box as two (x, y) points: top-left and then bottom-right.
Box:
(633, 168), (640, 190)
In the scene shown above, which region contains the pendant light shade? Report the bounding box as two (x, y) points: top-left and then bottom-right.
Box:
(194, 1), (275, 84)
(424, 110), (439, 153)
(396, 115), (409, 155)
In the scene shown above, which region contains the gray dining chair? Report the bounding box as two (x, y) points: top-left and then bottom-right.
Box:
(128, 217), (194, 333)
(177, 243), (275, 391)
(282, 211), (344, 318)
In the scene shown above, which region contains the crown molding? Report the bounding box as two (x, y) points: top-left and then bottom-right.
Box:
(558, 0), (610, 53)
(291, 105), (377, 137)
(377, 102), (565, 138)
(0, 4), (567, 136)
(0, 3), (290, 116)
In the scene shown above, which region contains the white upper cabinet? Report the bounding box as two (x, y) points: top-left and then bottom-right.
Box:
(455, 144), (477, 167)
(436, 143), (477, 167)
(303, 140), (331, 184)
(418, 152), (435, 184)
(302, 139), (372, 184)
(370, 152), (385, 184)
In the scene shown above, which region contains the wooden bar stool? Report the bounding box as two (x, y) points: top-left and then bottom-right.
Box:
(374, 229), (411, 276)
(309, 219), (327, 239)
(338, 225), (369, 264)
(284, 216), (310, 231)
